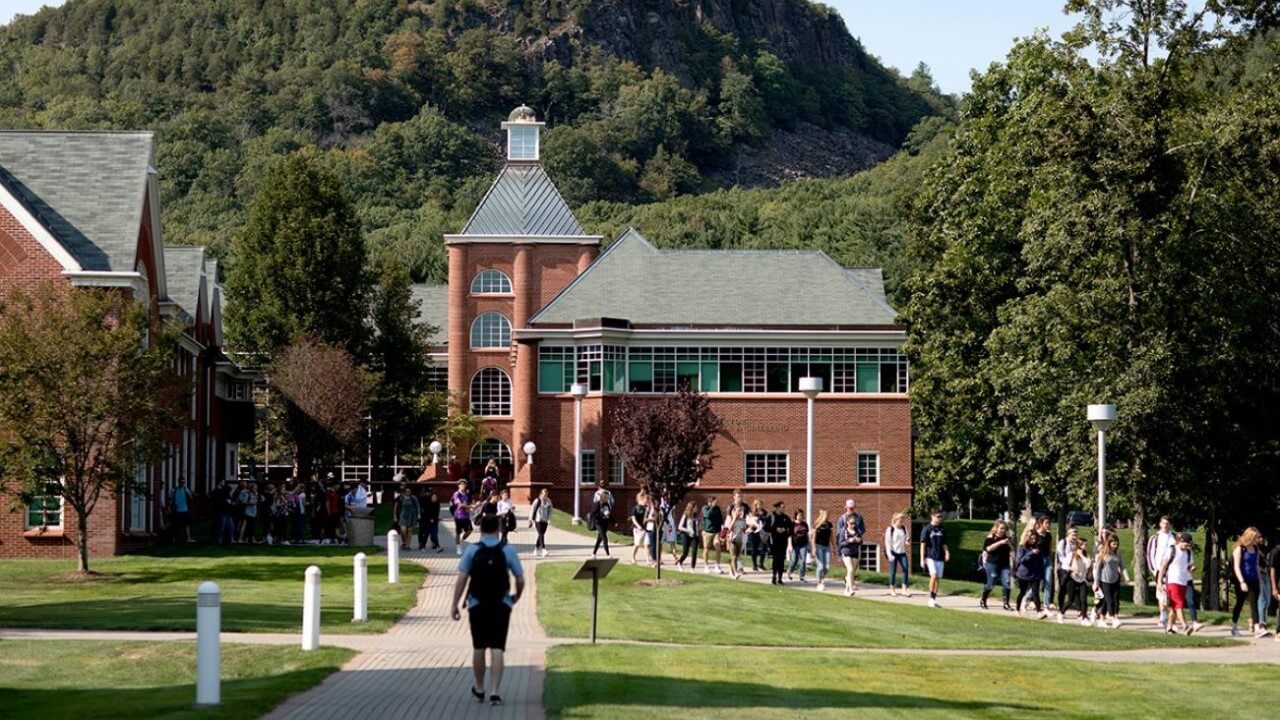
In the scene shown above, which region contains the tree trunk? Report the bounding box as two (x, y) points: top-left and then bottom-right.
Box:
(75, 507), (91, 574)
(1205, 501), (1220, 610)
(1131, 503), (1149, 606)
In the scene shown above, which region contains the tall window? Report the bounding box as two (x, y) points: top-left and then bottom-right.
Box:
(470, 367), (512, 416)
(471, 438), (513, 463)
(470, 312), (511, 348)
(580, 450), (597, 487)
(609, 452), (625, 486)
(25, 482), (62, 529)
(857, 452), (880, 485)
(508, 126), (539, 160)
(471, 269), (512, 294)
(744, 452), (789, 485)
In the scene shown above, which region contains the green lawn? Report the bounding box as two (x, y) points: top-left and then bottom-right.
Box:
(0, 544), (425, 633)
(0, 640), (351, 720)
(535, 563), (1229, 650)
(546, 645), (1275, 719)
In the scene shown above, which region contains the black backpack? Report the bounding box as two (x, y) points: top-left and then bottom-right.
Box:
(469, 543), (509, 605)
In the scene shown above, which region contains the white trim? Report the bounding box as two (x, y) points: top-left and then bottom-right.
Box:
(64, 270), (148, 294)
(444, 234), (602, 245)
(743, 450), (790, 486)
(856, 451), (881, 486)
(0, 183), (82, 271)
(23, 487), (64, 530)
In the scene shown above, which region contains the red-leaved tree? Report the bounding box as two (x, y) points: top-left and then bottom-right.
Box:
(269, 337), (373, 481)
(609, 388), (724, 578)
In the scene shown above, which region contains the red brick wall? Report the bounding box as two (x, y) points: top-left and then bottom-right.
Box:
(527, 393), (913, 537)
(0, 492), (124, 560)
(0, 207), (66, 298)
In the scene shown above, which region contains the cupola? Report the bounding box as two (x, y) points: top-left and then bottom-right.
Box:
(502, 104), (543, 162)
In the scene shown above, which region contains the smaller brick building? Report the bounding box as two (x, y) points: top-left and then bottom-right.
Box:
(415, 108), (913, 571)
(0, 131), (254, 559)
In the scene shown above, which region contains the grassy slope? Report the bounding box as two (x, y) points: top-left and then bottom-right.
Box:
(0, 640), (351, 720)
(535, 563), (1227, 650)
(0, 544), (425, 633)
(546, 645), (1276, 719)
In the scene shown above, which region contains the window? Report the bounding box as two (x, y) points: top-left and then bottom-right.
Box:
(609, 452), (625, 486)
(470, 312), (511, 349)
(857, 452), (880, 485)
(471, 438), (513, 463)
(744, 452), (789, 485)
(538, 346), (575, 393)
(580, 450), (597, 487)
(470, 367), (512, 416)
(508, 125), (539, 160)
(858, 542), (881, 572)
(470, 269), (512, 295)
(25, 483), (62, 529)
(426, 365), (449, 393)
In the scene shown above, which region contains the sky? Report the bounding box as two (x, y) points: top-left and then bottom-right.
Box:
(0, 0), (1081, 95)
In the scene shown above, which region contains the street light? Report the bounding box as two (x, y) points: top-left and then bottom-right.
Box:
(522, 440), (537, 465)
(799, 377), (823, 523)
(428, 440), (443, 466)
(1087, 403), (1116, 534)
(570, 383), (589, 525)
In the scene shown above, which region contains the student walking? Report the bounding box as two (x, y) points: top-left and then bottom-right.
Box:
(497, 489), (516, 544)
(451, 481), (474, 555)
(1231, 527), (1267, 637)
(813, 510), (833, 591)
(630, 491), (651, 566)
(1015, 526), (1048, 619)
(590, 481), (614, 558)
(837, 511), (861, 597)
(747, 500), (768, 572)
(769, 502), (793, 585)
(1157, 532), (1195, 635)
(420, 489), (443, 552)
(1147, 516), (1176, 629)
(701, 496), (725, 573)
(396, 486), (420, 550)
(788, 509), (810, 582)
(920, 509), (949, 608)
(1058, 531), (1091, 625)
(450, 513), (525, 707)
(837, 499), (866, 591)
(884, 512), (911, 596)
(676, 501), (700, 570)
(726, 503), (748, 580)
(1092, 532), (1128, 628)
(981, 520), (1013, 610)
(528, 488), (553, 557)
(1033, 514), (1054, 611)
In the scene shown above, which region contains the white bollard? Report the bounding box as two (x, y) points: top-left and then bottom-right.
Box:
(302, 565), (321, 651)
(196, 581), (220, 706)
(387, 530), (400, 584)
(353, 552), (368, 623)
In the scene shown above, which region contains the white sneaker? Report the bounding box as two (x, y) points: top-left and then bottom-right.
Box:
(703, 566), (711, 574)
(1110, 618), (1121, 629)
(1189, 622), (1204, 634)
(456, 546), (463, 556)
(844, 588), (854, 597)
(1036, 611), (1049, 620)
(716, 565), (725, 575)
(928, 598), (938, 608)
(1056, 613), (1065, 624)
(1080, 617), (1091, 627)
(817, 582), (826, 591)
(1255, 628), (1270, 638)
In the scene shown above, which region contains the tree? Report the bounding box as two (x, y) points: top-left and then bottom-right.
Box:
(716, 63), (769, 145)
(609, 388), (725, 577)
(638, 145), (700, 201)
(225, 150), (371, 362)
(366, 259), (444, 470)
(0, 285), (186, 573)
(269, 337), (374, 482)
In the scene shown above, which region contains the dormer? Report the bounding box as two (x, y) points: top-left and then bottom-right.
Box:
(501, 104), (543, 162)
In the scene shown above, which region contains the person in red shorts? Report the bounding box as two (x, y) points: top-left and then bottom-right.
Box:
(1157, 532), (1195, 635)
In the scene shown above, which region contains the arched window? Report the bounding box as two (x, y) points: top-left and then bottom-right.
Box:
(470, 269), (512, 294)
(470, 367), (512, 416)
(470, 312), (511, 348)
(470, 438), (513, 463)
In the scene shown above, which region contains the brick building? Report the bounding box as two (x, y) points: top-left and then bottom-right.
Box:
(415, 108), (912, 570)
(0, 131), (254, 559)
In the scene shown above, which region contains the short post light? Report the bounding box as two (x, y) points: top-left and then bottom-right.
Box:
(387, 530), (400, 584)
(196, 581), (221, 706)
(428, 440), (443, 466)
(302, 565), (321, 651)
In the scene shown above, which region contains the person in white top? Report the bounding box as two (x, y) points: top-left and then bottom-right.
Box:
(1147, 516), (1175, 628)
(1157, 532), (1195, 635)
(884, 513), (911, 596)
(1055, 526), (1081, 622)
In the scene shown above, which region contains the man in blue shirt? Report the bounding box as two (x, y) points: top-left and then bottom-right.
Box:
(451, 513), (524, 707)
(171, 478), (193, 543)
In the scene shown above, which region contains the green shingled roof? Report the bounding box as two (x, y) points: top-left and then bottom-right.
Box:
(163, 245), (205, 323)
(530, 229), (899, 327)
(459, 164), (587, 236)
(410, 283), (449, 339)
(0, 131), (153, 272)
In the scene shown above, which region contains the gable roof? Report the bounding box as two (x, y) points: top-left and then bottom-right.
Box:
(163, 245), (206, 324)
(530, 229), (899, 327)
(458, 164), (587, 237)
(0, 131), (154, 272)
(410, 283), (449, 341)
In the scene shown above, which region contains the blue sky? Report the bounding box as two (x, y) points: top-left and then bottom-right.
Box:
(2, 0), (1079, 94)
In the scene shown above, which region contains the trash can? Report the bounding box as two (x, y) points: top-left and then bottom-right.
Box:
(347, 506), (375, 547)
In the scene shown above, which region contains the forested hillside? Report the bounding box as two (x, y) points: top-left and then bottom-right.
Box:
(0, 0), (949, 283)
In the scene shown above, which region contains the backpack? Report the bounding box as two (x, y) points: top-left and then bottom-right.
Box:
(503, 509), (517, 532)
(468, 543), (509, 605)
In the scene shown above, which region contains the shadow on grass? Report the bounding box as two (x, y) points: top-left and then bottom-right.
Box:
(0, 598), (398, 633)
(3, 668), (341, 720)
(545, 670), (1043, 714)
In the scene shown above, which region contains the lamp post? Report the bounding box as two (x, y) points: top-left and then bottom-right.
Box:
(1087, 404), (1116, 534)
(428, 440), (443, 466)
(799, 377), (823, 523)
(570, 383), (589, 524)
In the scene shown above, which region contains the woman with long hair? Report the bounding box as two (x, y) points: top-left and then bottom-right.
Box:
(726, 502), (748, 580)
(676, 501), (700, 570)
(980, 520), (1013, 610)
(813, 510), (833, 592)
(884, 512), (911, 596)
(837, 511), (860, 597)
(747, 499), (768, 572)
(1232, 527), (1267, 637)
(788, 509), (811, 582)
(1092, 532), (1127, 628)
(1014, 525), (1048, 619)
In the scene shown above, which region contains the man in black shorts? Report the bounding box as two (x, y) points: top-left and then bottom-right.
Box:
(450, 513), (525, 706)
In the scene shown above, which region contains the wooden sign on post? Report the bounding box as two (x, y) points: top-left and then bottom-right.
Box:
(573, 558), (619, 643)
